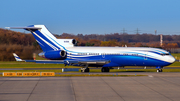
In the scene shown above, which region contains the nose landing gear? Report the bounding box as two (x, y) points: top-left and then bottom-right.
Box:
(156, 66), (163, 72)
(157, 69), (163, 72)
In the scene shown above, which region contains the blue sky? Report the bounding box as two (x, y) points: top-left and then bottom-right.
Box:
(0, 0), (180, 35)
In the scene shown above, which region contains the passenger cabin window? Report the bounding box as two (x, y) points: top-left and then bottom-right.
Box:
(78, 53), (87, 55)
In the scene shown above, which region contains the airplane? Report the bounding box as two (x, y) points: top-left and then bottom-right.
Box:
(8, 25), (175, 72)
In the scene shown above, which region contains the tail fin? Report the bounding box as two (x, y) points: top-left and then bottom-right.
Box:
(7, 25), (65, 52)
(13, 53), (23, 61)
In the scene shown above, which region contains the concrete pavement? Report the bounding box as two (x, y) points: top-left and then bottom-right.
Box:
(1, 73), (180, 101)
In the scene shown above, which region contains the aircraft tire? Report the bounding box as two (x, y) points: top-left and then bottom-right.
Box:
(157, 69), (163, 72)
(85, 68), (89, 72)
(101, 67), (105, 72)
(101, 67), (110, 72)
(106, 68), (110, 72)
(81, 68), (89, 72)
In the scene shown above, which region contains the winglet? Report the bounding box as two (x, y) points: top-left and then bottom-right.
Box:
(13, 53), (24, 61)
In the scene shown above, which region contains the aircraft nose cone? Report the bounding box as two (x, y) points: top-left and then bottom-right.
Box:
(169, 56), (176, 63)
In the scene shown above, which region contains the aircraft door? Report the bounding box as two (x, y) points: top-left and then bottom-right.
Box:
(102, 53), (105, 59)
(144, 51), (148, 60)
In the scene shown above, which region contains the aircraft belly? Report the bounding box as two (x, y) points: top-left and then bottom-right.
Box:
(111, 56), (171, 67)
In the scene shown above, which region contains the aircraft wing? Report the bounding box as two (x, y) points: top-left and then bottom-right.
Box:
(13, 53), (110, 66)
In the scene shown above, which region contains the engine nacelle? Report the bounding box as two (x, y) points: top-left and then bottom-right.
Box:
(57, 39), (77, 47)
(39, 50), (67, 60)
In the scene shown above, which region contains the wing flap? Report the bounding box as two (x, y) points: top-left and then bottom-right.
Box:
(78, 60), (110, 65)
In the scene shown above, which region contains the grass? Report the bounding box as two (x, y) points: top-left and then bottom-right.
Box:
(54, 74), (147, 77)
(0, 68), (180, 73)
(0, 73), (147, 77)
(171, 53), (180, 60)
(91, 69), (180, 72)
(0, 62), (79, 68)
(0, 70), (62, 73)
(167, 62), (180, 67)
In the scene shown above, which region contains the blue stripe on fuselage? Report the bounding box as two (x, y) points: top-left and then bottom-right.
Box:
(66, 54), (172, 67)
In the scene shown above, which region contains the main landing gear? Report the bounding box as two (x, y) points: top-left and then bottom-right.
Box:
(101, 67), (110, 72)
(81, 65), (89, 72)
(81, 65), (110, 72)
(81, 68), (89, 72)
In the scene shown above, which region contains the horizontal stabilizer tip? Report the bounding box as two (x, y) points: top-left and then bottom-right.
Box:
(13, 53), (23, 61)
(6, 27), (41, 30)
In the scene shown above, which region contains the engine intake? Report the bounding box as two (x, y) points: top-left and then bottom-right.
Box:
(60, 50), (66, 57)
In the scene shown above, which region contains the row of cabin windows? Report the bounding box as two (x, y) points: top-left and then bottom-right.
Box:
(77, 53), (138, 56)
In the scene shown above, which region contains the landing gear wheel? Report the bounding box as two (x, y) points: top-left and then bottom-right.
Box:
(81, 68), (89, 72)
(101, 68), (105, 72)
(157, 69), (163, 72)
(106, 68), (110, 72)
(85, 68), (89, 72)
(101, 67), (110, 72)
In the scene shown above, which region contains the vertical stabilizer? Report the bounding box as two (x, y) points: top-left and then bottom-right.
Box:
(28, 25), (65, 51)
(7, 25), (66, 52)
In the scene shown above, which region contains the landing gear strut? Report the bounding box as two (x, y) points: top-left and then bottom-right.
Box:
(101, 67), (110, 72)
(81, 65), (89, 72)
(81, 68), (89, 72)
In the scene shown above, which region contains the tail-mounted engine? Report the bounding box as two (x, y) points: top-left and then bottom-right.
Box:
(39, 50), (67, 60)
(57, 39), (77, 47)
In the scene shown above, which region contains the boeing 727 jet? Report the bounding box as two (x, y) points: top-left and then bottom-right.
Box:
(8, 25), (175, 72)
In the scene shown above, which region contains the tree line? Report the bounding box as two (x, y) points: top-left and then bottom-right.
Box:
(0, 28), (41, 61)
(56, 33), (180, 48)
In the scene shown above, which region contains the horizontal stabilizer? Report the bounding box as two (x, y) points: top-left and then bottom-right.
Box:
(5, 27), (41, 30)
(13, 53), (24, 62)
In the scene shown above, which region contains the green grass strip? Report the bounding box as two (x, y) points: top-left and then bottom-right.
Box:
(1, 68), (180, 73)
(54, 74), (147, 77)
(0, 74), (146, 77)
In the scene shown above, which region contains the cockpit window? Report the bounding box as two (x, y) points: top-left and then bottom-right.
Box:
(160, 53), (170, 56)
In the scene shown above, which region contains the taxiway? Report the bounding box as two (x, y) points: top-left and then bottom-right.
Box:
(0, 73), (180, 101)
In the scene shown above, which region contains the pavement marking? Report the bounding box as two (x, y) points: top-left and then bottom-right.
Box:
(148, 75), (153, 77)
(27, 77), (41, 101)
(130, 77), (173, 101)
(70, 77), (77, 101)
(100, 77), (125, 101)
(0, 77), (11, 86)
